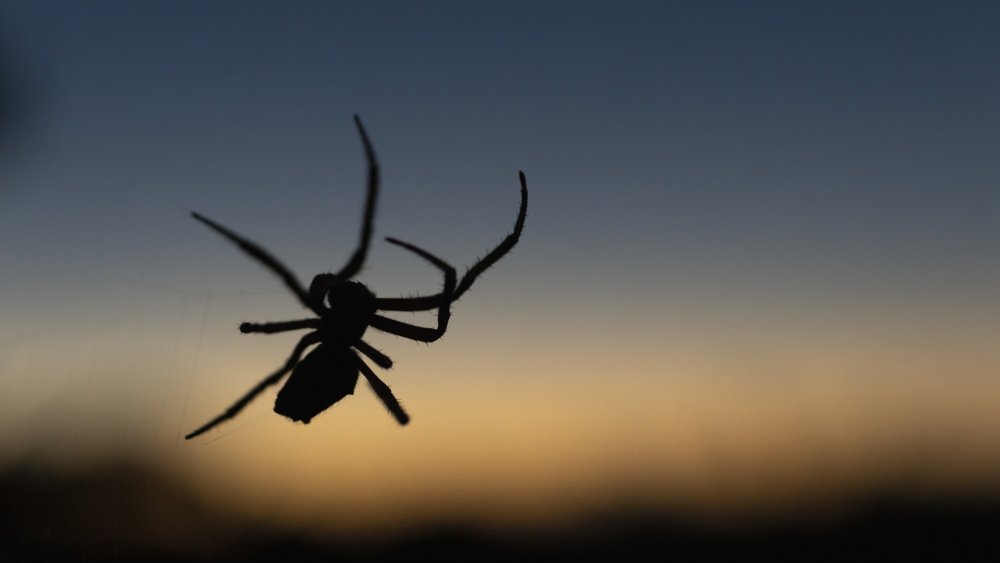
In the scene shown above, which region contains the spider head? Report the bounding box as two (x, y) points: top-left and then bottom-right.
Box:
(322, 279), (377, 342)
(326, 279), (376, 313)
(311, 274), (376, 317)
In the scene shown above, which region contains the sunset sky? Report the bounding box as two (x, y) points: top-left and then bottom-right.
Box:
(2, 0), (1000, 550)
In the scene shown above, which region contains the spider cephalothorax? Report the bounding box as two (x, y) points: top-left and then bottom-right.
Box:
(184, 115), (527, 439)
(315, 279), (377, 341)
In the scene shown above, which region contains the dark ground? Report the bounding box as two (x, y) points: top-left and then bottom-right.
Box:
(2, 461), (999, 562)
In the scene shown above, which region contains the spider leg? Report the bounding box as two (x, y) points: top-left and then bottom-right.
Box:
(191, 212), (322, 316)
(185, 331), (322, 440)
(370, 315), (450, 342)
(369, 237), (456, 342)
(357, 357), (409, 425)
(373, 293), (443, 312)
(453, 171), (528, 298)
(334, 115), (379, 283)
(374, 171), (527, 311)
(354, 339), (393, 369)
(239, 318), (322, 334)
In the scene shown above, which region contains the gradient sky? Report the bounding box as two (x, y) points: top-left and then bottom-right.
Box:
(2, 0), (1000, 539)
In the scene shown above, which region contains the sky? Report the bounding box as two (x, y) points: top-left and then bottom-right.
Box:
(2, 0), (1000, 555)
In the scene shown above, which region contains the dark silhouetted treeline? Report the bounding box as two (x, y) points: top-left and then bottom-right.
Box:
(3, 461), (1000, 561)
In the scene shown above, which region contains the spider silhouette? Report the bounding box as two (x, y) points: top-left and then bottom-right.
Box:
(185, 115), (527, 440)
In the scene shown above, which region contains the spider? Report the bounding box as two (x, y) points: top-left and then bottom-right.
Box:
(184, 115), (527, 440)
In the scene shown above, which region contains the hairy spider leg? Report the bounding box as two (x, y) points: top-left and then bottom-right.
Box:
(239, 318), (322, 334)
(353, 339), (393, 369)
(185, 331), (322, 440)
(357, 357), (409, 425)
(308, 115), (380, 309)
(241, 320), (392, 369)
(453, 171), (527, 298)
(369, 237), (456, 342)
(337, 114), (379, 281)
(190, 212), (322, 316)
(374, 170), (527, 312)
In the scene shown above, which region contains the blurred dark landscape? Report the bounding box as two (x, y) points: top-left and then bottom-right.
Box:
(3, 461), (999, 562)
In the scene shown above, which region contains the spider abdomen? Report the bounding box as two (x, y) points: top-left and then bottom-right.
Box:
(274, 344), (360, 423)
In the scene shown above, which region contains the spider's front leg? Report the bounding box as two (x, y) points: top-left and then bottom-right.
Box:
(334, 115), (379, 282)
(185, 331), (322, 440)
(370, 237), (456, 342)
(374, 171), (527, 312)
(191, 212), (324, 317)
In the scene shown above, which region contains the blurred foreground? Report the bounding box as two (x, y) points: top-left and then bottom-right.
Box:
(3, 459), (999, 561)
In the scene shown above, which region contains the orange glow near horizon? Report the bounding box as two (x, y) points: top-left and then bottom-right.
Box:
(0, 219), (998, 543)
(157, 314), (1000, 538)
(5, 290), (1000, 540)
